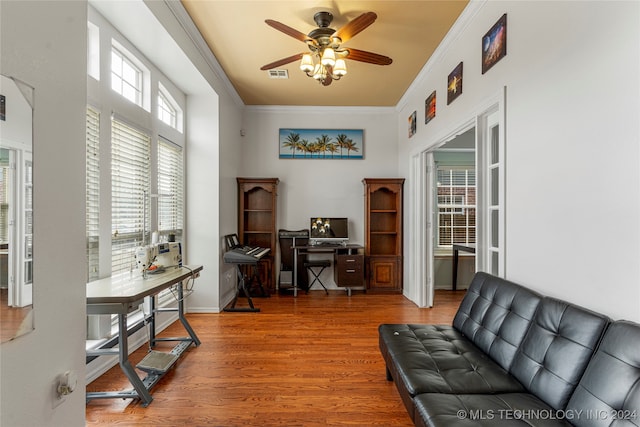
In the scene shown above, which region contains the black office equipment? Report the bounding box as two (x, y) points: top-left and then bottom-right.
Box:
(309, 217), (349, 245)
(223, 245), (270, 264)
(223, 234), (270, 312)
(278, 229), (312, 292)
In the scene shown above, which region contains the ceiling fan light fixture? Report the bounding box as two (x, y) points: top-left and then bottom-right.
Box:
(320, 47), (336, 67)
(333, 59), (347, 76)
(262, 10), (391, 87)
(313, 64), (326, 80)
(300, 54), (314, 73)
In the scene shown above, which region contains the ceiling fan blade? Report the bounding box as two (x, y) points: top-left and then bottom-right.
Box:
(344, 48), (393, 65)
(260, 53), (305, 70)
(333, 12), (377, 43)
(265, 19), (313, 43)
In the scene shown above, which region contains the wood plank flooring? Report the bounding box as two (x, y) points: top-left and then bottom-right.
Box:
(86, 290), (465, 426)
(0, 288), (32, 342)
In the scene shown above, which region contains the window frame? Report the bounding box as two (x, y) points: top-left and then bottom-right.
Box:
(157, 83), (183, 132)
(86, 12), (187, 342)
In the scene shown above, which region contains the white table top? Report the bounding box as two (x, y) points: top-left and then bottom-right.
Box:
(86, 265), (203, 305)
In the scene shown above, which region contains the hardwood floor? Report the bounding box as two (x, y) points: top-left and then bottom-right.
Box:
(86, 290), (465, 426)
(0, 288), (32, 342)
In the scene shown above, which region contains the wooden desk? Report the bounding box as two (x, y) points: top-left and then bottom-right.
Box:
(86, 265), (202, 406)
(292, 244), (363, 297)
(452, 244), (475, 291)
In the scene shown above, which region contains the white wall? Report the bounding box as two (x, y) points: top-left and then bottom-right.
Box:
(0, 1), (88, 426)
(397, 1), (640, 321)
(242, 106), (397, 288)
(138, 0), (246, 312)
(1, 0), (245, 424)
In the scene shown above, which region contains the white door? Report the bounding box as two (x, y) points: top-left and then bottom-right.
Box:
(477, 105), (505, 277)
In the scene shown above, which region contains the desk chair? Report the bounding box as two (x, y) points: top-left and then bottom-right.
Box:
(304, 259), (331, 294)
(278, 229), (310, 292)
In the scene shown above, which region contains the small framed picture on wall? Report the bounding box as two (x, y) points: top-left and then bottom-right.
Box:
(425, 91), (436, 125)
(447, 62), (463, 105)
(482, 14), (507, 74)
(408, 111), (417, 138)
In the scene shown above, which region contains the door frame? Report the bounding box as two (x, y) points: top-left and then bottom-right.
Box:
(413, 87), (506, 307)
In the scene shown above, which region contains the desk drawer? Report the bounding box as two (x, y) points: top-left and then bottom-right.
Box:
(334, 254), (364, 287)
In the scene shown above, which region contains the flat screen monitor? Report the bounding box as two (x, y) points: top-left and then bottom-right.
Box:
(310, 217), (349, 244)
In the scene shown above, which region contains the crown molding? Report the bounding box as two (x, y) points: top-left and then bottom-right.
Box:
(396, 0), (486, 112)
(163, 0), (244, 108)
(245, 105), (397, 115)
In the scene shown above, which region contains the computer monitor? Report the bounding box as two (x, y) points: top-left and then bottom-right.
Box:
(309, 217), (349, 245)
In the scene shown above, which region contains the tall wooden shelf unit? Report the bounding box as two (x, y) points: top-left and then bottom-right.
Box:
(237, 177), (279, 293)
(363, 178), (404, 293)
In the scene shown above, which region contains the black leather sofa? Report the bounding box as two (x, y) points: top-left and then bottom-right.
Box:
(379, 272), (640, 426)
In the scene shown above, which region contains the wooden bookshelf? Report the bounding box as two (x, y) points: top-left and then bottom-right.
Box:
(363, 178), (404, 293)
(237, 178), (279, 292)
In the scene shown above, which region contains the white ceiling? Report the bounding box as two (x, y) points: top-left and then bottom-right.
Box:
(180, 1), (469, 107)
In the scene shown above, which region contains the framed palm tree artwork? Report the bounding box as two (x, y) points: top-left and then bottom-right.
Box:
(279, 129), (364, 159)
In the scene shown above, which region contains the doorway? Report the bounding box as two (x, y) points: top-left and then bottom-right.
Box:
(431, 128), (476, 292)
(413, 88), (505, 307)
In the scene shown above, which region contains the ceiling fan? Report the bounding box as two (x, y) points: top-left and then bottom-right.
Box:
(260, 11), (393, 86)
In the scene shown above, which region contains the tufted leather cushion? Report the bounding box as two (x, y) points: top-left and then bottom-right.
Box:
(565, 320), (640, 427)
(414, 393), (573, 427)
(379, 324), (526, 394)
(379, 323), (527, 420)
(453, 272), (543, 371)
(509, 298), (610, 411)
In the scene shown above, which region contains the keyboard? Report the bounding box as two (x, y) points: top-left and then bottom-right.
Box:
(223, 246), (270, 264)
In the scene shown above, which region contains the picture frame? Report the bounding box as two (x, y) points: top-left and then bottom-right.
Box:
(279, 128), (364, 159)
(447, 62), (463, 105)
(482, 14), (507, 74)
(425, 91), (436, 125)
(408, 111), (417, 138)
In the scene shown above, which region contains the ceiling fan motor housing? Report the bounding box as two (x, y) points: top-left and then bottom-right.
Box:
(313, 11), (333, 28)
(309, 11), (340, 51)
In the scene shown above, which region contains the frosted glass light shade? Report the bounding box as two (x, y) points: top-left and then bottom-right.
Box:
(300, 54), (314, 73)
(333, 59), (347, 76)
(321, 48), (336, 67)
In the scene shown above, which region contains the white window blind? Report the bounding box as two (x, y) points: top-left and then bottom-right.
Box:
(86, 107), (100, 281)
(437, 167), (476, 247)
(157, 138), (183, 241)
(111, 117), (150, 274)
(23, 160), (33, 285)
(0, 153), (9, 244)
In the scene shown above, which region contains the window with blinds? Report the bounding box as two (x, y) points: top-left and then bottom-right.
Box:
(86, 107), (100, 281)
(157, 139), (183, 241)
(437, 167), (476, 247)
(111, 117), (150, 274)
